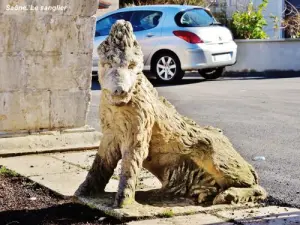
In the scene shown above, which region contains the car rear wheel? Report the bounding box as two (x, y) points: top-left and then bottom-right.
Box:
(198, 67), (225, 80)
(153, 53), (184, 83)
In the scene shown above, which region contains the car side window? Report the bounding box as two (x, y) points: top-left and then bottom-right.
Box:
(130, 11), (162, 32)
(95, 12), (132, 37)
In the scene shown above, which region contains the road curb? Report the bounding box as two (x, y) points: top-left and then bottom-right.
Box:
(0, 126), (101, 157)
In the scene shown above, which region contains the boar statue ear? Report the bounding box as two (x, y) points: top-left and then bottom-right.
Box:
(97, 19), (136, 57)
(97, 20), (143, 65)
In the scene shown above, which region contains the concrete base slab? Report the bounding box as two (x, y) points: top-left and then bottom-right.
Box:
(76, 192), (255, 220)
(0, 126), (101, 156)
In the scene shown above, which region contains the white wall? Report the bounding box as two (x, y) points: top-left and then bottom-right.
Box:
(227, 39), (300, 72)
(225, 0), (284, 39)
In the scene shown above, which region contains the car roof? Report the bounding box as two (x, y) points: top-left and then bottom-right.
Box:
(96, 5), (205, 20)
(118, 4), (203, 11)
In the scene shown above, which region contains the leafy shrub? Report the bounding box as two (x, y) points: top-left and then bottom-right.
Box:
(231, 0), (268, 39)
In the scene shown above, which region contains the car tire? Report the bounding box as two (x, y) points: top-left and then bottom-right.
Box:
(152, 52), (184, 83)
(198, 67), (225, 80)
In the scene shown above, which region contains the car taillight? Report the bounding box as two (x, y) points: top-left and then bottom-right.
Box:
(173, 30), (203, 44)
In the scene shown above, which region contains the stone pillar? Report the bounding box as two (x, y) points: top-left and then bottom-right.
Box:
(0, 0), (101, 155)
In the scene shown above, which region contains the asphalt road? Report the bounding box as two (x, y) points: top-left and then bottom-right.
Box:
(87, 73), (300, 207)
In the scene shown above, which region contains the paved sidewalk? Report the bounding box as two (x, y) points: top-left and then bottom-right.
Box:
(127, 206), (300, 224)
(0, 150), (299, 224)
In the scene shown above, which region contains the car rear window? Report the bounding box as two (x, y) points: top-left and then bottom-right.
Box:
(95, 12), (132, 37)
(175, 8), (215, 27)
(130, 11), (162, 32)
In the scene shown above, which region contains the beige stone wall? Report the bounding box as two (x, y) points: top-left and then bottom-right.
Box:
(0, 0), (98, 132)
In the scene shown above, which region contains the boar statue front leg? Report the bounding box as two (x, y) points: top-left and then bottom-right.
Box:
(114, 142), (149, 208)
(75, 134), (121, 197)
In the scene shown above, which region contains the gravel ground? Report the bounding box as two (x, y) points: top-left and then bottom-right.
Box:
(0, 167), (122, 225)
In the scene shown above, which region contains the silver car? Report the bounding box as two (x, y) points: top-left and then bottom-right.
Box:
(93, 5), (237, 83)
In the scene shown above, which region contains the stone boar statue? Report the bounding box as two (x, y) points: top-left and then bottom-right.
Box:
(75, 20), (267, 208)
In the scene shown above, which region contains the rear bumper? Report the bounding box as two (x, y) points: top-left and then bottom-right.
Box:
(179, 41), (237, 70)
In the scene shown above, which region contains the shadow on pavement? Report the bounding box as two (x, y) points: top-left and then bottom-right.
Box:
(2, 201), (299, 225)
(150, 78), (205, 87)
(223, 71), (300, 80)
(0, 203), (122, 225)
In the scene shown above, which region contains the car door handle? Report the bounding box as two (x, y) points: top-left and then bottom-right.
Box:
(146, 33), (155, 37)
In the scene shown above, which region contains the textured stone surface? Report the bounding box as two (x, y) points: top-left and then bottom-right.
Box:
(25, 52), (92, 91)
(0, 89), (92, 131)
(0, 52), (92, 92)
(0, 15), (95, 53)
(0, 0), (98, 16)
(0, 0), (97, 132)
(0, 53), (25, 91)
(50, 90), (90, 128)
(0, 90), (50, 131)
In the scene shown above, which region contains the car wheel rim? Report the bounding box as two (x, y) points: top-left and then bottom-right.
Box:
(156, 56), (176, 80)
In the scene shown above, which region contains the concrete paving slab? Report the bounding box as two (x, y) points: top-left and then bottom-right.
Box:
(30, 171), (88, 196)
(0, 154), (82, 176)
(0, 150), (161, 198)
(216, 206), (300, 225)
(49, 150), (97, 170)
(48, 152), (161, 191)
(127, 213), (232, 225)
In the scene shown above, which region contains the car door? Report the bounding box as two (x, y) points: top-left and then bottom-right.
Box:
(94, 11), (133, 63)
(130, 10), (163, 64)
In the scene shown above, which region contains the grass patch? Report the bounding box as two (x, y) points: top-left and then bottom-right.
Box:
(111, 175), (119, 180)
(0, 166), (18, 177)
(185, 210), (197, 215)
(158, 209), (174, 218)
